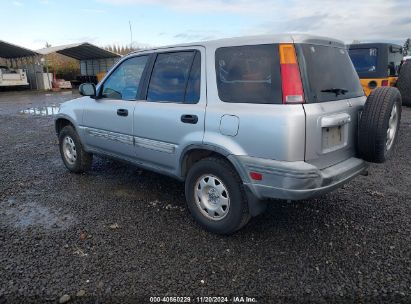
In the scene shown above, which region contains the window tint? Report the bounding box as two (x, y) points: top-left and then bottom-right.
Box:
(299, 44), (364, 103)
(147, 51), (196, 103)
(102, 56), (148, 100)
(184, 51), (201, 104)
(215, 44), (282, 104)
(348, 48), (378, 73)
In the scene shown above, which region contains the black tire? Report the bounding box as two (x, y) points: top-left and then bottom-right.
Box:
(58, 125), (93, 173)
(358, 87), (402, 163)
(185, 157), (251, 235)
(397, 60), (411, 106)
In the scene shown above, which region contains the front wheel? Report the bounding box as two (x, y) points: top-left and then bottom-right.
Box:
(58, 125), (93, 173)
(185, 157), (250, 234)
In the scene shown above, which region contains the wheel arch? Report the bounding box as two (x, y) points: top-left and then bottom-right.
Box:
(180, 145), (236, 179)
(181, 145), (267, 218)
(55, 115), (76, 135)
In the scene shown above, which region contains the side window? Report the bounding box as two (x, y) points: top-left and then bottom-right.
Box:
(215, 44), (282, 104)
(185, 51), (201, 104)
(147, 51), (200, 103)
(388, 48), (403, 76)
(102, 55), (148, 101)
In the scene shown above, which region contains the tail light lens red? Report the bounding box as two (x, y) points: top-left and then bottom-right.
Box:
(381, 80), (389, 86)
(279, 44), (304, 104)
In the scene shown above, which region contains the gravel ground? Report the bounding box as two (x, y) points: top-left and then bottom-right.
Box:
(0, 90), (410, 303)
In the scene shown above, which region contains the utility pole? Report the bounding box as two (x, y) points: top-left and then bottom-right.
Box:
(129, 21), (133, 50)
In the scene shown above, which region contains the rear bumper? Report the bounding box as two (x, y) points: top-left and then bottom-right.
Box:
(229, 155), (367, 200)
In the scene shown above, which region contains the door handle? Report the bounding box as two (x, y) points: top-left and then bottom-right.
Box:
(181, 114), (198, 124)
(117, 109), (128, 117)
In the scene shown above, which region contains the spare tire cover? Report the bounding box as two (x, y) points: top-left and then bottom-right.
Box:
(358, 87), (402, 163)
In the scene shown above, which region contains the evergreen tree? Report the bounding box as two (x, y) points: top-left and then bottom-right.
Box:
(403, 38), (411, 56)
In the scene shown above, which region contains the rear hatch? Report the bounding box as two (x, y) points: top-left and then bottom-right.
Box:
(295, 41), (366, 169)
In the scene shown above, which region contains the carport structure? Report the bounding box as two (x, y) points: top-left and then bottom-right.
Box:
(0, 40), (43, 89)
(37, 42), (120, 84)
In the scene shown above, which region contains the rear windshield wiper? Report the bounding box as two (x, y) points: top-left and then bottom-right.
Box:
(321, 88), (349, 96)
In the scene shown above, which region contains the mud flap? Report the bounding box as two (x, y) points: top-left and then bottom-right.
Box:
(244, 187), (267, 217)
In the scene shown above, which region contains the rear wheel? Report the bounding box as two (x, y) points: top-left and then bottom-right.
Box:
(59, 125), (93, 173)
(397, 60), (411, 106)
(185, 157), (250, 234)
(358, 87), (402, 163)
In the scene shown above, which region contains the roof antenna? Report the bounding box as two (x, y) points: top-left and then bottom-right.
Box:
(129, 20), (133, 50)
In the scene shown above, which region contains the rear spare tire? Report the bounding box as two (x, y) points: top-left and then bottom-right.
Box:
(397, 60), (411, 106)
(358, 87), (401, 163)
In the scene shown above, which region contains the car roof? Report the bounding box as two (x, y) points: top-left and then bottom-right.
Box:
(129, 34), (345, 55)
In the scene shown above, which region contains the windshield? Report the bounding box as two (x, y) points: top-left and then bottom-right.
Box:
(348, 48), (378, 74)
(298, 44), (364, 103)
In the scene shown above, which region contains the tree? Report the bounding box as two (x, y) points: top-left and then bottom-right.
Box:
(103, 44), (141, 55)
(403, 38), (411, 56)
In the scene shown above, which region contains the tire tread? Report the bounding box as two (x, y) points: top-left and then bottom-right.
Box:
(59, 125), (93, 173)
(397, 61), (411, 106)
(358, 87), (401, 163)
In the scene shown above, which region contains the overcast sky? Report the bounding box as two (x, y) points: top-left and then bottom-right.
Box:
(1, 0), (410, 50)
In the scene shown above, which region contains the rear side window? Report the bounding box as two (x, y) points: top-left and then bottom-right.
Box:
(348, 48), (378, 74)
(298, 44), (364, 103)
(185, 51), (201, 104)
(147, 51), (200, 103)
(215, 44), (282, 104)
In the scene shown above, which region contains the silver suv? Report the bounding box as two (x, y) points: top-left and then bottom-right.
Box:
(55, 34), (402, 234)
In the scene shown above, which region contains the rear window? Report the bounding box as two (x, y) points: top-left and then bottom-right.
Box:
(298, 44), (364, 103)
(348, 48), (378, 74)
(215, 44), (282, 104)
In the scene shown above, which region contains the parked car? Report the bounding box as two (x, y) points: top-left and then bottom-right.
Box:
(348, 43), (403, 96)
(55, 34), (402, 234)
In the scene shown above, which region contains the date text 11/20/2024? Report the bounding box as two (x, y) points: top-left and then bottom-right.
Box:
(149, 296), (258, 303)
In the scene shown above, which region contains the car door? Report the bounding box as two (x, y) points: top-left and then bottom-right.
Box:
(133, 48), (205, 174)
(82, 55), (149, 158)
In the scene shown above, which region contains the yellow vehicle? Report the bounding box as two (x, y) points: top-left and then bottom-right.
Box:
(348, 43), (403, 96)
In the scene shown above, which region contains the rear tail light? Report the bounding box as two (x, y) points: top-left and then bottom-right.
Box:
(279, 44), (304, 104)
(381, 80), (389, 86)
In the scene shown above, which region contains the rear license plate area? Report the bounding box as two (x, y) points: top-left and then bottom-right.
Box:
(322, 125), (343, 152)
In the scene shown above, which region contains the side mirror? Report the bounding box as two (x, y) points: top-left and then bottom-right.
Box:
(79, 83), (96, 98)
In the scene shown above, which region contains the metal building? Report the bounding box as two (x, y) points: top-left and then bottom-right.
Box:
(37, 43), (120, 84)
(0, 40), (44, 89)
